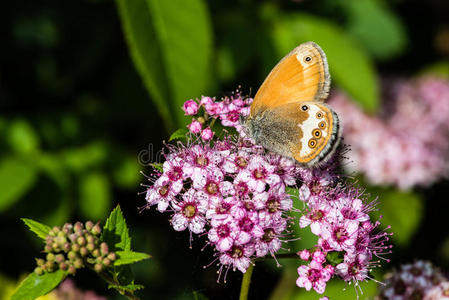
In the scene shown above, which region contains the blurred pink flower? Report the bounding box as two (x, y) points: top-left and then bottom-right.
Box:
(329, 76), (449, 189)
(55, 279), (106, 300)
(377, 260), (449, 300)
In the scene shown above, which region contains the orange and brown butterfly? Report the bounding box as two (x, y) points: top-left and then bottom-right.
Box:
(243, 41), (341, 167)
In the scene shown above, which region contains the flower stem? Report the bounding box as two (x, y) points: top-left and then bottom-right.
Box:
(86, 264), (140, 300)
(239, 264), (254, 300)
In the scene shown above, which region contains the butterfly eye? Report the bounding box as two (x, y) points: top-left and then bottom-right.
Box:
(319, 121), (326, 129)
(301, 105), (309, 112)
(316, 111), (324, 118)
(308, 139), (317, 148)
(312, 129), (322, 138)
(304, 56), (313, 63)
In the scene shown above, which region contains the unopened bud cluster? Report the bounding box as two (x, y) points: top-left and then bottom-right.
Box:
(34, 221), (116, 276)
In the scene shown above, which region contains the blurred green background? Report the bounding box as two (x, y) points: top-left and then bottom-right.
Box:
(1, 0), (449, 299)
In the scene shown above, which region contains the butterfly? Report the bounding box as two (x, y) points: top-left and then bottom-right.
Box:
(243, 41), (341, 167)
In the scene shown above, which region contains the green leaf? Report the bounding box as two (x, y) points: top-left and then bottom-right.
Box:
(169, 128), (188, 141)
(21, 218), (51, 240)
(0, 156), (38, 212)
(269, 13), (379, 113)
(102, 205), (131, 252)
(7, 119), (40, 154)
(114, 251), (151, 266)
(341, 0), (407, 60)
(116, 0), (213, 130)
(11, 270), (66, 300)
(370, 188), (423, 246)
(79, 172), (111, 220)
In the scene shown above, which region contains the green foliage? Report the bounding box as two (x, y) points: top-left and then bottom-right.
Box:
(11, 270), (66, 300)
(114, 251), (151, 266)
(169, 128), (188, 141)
(0, 156), (38, 212)
(79, 172), (111, 220)
(326, 251), (344, 266)
(7, 119), (40, 155)
(14, 206), (150, 299)
(116, 0), (213, 131)
(102, 205), (131, 252)
(270, 13), (380, 113)
(370, 188), (423, 246)
(21, 218), (51, 240)
(341, 0), (407, 60)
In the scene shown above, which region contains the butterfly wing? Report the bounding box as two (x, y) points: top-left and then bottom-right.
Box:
(250, 42), (330, 116)
(253, 102), (339, 166)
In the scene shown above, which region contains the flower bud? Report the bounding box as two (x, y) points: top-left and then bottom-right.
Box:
(45, 260), (55, 271)
(100, 243), (109, 256)
(74, 222), (83, 233)
(59, 262), (68, 271)
(85, 221), (94, 231)
(77, 236), (86, 246)
(52, 242), (60, 251)
(36, 258), (45, 266)
(68, 251), (77, 261)
(182, 99), (199, 116)
(55, 254), (65, 264)
(73, 258), (83, 269)
(46, 253), (55, 261)
(92, 224), (102, 235)
(86, 235), (95, 244)
(69, 233), (77, 242)
(71, 244), (80, 252)
(102, 258), (111, 267)
(92, 249), (100, 257)
(80, 247), (88, 257)
(201, 127), (214, 141)
(87, 242), (95, 252)
(63, 242), (71, 252)
(34, 267), (44, 275)
(187, 120), (202, 134)
(107, 253), (116, 261)
(68, 265), (76, 275)
(94, 263), (103, 272)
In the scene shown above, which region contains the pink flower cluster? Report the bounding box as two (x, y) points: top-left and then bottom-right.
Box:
(329, 76), (449, 189)
(183, 92), (252, 140)
(145, 138), (296, 273)
(144, 92), (391, 294)
(376, 260), (449, 300)
(297, 164), (392, 293)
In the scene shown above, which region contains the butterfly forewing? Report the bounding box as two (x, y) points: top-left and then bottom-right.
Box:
(250, 42), (330, 116)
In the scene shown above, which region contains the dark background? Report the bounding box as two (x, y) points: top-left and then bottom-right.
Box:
(1, 0), (449, 299)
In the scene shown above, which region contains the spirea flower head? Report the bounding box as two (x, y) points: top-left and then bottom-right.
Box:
(329, 76), (449, 189)
(376, 260), (449, 300)
(143, 91), (392, 294)
(34, 221), (116, 276)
